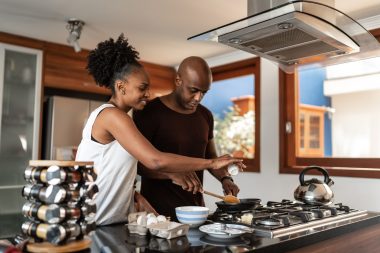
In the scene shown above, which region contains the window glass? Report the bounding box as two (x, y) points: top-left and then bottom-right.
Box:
(297, 57), (380, 158)
(202, 75), (255, 159)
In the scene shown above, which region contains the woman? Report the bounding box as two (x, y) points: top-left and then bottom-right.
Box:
(76, 34), (244, 225)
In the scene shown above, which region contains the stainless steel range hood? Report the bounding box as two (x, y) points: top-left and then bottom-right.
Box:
(189, 0), (380, 73)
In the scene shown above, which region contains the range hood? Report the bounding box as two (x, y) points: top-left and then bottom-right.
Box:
(189, 0), (380, 73)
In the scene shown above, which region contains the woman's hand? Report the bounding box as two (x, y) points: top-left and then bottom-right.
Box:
(170, 172), (203, 194)
(211, 155), (246, 171)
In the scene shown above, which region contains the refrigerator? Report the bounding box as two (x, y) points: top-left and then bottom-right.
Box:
(43, 96), (105, 160)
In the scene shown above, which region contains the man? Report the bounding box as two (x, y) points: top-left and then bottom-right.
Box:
(133, 56), (240, 220)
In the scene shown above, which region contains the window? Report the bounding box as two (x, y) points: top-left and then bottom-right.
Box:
(204, 58), (260, 172)
(298, 104), (325, 157)
(280, 29), (380, 178)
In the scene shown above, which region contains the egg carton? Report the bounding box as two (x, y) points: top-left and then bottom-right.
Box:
(126, 212), (189, 239)
(147, 221), (189, 239)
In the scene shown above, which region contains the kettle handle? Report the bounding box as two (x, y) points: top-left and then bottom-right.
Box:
(299, 166), (331, 186)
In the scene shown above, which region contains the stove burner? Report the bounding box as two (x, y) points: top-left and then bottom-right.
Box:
(266, 199), (295, 207)
(290, 211), (315, 222)
(257, 218), (282, 226)
(274, 215), (291, 226)
(212, 211), (241, 223)
(335, 203), (351, 213)
(311, 209), (332, 218)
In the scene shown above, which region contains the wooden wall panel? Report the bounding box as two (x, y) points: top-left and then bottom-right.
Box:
(0, 32), (43, 49)
(0, 32), (175, 96)
(43, 43), (109, 95)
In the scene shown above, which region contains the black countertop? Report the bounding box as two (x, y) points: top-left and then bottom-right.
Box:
(2, 212), (380, 253)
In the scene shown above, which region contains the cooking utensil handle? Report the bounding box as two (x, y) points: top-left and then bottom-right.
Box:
(299, 166), (331, 185)
(202, 190), (224, 200)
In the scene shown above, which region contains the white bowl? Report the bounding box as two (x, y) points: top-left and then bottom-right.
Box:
(175, 206), (209, 228)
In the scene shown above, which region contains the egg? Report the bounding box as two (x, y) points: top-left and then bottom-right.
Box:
(147, 216), (158, 225)
(156, 215), (167, 223)
(136, 215), (147, 226)
(147, 213), (156, 219)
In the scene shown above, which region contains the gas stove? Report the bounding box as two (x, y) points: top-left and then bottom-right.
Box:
(210, 199), (369, 238)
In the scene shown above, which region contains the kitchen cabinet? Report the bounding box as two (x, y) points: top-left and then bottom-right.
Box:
(0, 43), (42, 214)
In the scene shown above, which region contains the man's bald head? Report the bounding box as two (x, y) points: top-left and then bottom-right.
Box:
(177, 56), (212, 85)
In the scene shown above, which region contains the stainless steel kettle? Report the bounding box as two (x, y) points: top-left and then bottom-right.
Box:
(294, 166), (334, 205)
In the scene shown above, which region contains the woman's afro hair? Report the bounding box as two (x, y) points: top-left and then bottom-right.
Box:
(87, 33), (140, 88)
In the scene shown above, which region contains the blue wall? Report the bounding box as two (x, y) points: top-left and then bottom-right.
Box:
(201, 75), (255, 118)
(299, 68), (332, 156)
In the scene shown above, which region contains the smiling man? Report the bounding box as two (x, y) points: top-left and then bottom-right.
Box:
(133, 56), (240, 220)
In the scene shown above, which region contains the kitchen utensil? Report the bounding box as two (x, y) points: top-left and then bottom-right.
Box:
(294, 166), (334, 205)
(202, 190), (240, 204)
(215, 198), (262, 212)
(175, 206), (209, 227)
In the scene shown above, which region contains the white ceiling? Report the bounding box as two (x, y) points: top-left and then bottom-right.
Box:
(1, 0), (380, 66)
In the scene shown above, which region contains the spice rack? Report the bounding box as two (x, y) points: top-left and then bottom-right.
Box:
(21, 160), (97, 252)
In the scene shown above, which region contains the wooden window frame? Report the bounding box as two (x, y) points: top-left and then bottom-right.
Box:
(279, 61), (380, 179)
(211, 57), (260, 172)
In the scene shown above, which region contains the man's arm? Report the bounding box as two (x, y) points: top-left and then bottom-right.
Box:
(207, 139), (240, 196)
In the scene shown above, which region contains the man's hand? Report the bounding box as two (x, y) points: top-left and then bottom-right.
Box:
(222, 178), (240, 196)
(170, 172), (203, 194)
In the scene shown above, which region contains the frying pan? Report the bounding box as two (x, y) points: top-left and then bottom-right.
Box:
(215, 198), (262, 212)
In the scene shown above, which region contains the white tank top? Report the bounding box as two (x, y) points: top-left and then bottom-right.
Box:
(76, 104), (137, 225)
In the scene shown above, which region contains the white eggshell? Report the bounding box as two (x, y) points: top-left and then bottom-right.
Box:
(147, 213), (156, 219)
(156, 215), (167, 223)
(136, 215), (147, 226)
(147, 216), (158, 225)
(228, 164), (239, 176)
(241, 213), (253, 225)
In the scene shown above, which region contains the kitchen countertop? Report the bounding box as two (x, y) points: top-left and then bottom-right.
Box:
(2, 212), (380, 253)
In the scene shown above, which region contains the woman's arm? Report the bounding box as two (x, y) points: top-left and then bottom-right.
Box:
(138, 165), (203, 193)
(94, 108), (244, 173)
